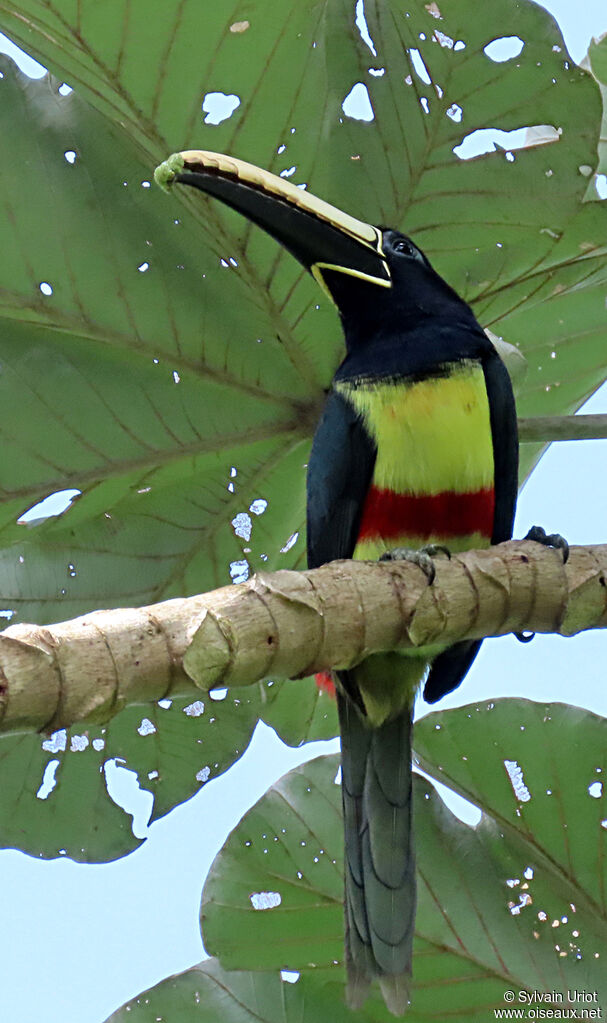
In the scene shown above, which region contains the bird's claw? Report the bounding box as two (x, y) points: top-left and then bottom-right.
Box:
(380, 544), (451, 586)
(524, 524), (569, 564)
(515, 525), (569, 643)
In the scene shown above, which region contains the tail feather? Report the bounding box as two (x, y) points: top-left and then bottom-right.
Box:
(380, 974), (413, 1017)
(338, 691), (415, 1016)
(366, 721), (414, 888)
(361, 830), (415, 958)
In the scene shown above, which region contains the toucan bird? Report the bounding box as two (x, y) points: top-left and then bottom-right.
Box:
(155, 151), (519, 1015)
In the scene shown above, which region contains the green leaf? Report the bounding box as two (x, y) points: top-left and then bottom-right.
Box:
(0, 666), (336, 858)
(414, 698), (607, 915)
(104, 957), (382, 1023)
(201, 754), (344, 969)
(104, 952), (545, 1023)
(589, 34), (607, 87)
(0, 56), (314, 626)
(0, 2), (340, 187)
(587, 33), (607, 182)
(109, 686), (264, 826)
(201, 727), (607, 1009)
(0, 719), (140, 861)
(259, 677), (339, 747)
(0, 687), (263, 861)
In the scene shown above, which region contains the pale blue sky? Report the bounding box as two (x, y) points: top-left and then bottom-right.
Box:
(1, 3), (607, 1020)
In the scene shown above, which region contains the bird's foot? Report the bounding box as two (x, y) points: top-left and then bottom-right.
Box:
(380, 544), (451, 585)
(523, 524), (569, 563)
(516, 525), (569, 644)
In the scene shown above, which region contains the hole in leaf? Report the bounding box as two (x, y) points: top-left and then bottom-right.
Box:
(36, 759), (60, 800)
(504, 759), (531, 802)
(137, 718), (156, 736)
(0, 34), (47, 77)
(342, 82), (374, 121)
(453, 125), (559, 160)
(183, 701), (205, 717)
(18, 488), (81, 525)
(446, 103), (462, 122)
(42, 730), (67, 753)
(230, 559), (249, 583)
(409, 47), (432, 84)
(202, 92), (241, 124)
(232, 513), (252, 541)
(355, 0), (377, 56)
(595, 174), (607, 199)
(250, 499), (268, 516)
(104, 759), (152, 838)
(250, 891), (282, 910)
(280, 531), (299, 553)
(483, 36), (524, 62)
(434, 29), (454, 48)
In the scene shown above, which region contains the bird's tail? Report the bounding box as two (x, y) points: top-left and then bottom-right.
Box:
(337, 689), (415, 1016)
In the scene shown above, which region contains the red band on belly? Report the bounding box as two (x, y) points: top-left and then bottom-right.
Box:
(314, 672), (336, 699)
(358, 485), (495, 541)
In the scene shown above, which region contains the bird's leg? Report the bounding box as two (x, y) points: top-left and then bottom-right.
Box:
(380, 544), (451, 585)
(515, 524), (569, 643)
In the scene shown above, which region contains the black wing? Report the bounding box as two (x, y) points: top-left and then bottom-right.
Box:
(483, 347), (519, 546)
(306, 388), (376, 568)
(423, 347), (519, 704)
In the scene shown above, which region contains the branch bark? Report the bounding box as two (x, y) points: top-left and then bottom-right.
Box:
(518, 414), (607, 442)
(1, 540), (606, 737)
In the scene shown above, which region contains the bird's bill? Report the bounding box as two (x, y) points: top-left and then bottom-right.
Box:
(154, 150), (391, 295)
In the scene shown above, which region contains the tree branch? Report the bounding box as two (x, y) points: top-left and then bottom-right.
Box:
(518, 414), (607, 443)
(1, 540), (606, 737)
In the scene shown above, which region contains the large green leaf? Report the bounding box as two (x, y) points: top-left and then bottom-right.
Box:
(201, 753), (344, 968)
(414, 698), (607, 915)
(200, 705), (607, 1010)
(0, 55), (314, 625)
(104, 957), (386, 1023)
(0, 687), (264, 861)
(0, 667), (336, 860)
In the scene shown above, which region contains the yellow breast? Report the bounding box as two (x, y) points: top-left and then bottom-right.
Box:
(336, 361), (494, 496)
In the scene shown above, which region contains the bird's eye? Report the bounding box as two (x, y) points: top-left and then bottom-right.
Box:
(392, 238), (415, 256)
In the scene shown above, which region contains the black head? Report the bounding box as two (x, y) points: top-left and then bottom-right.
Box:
(321, 227), (473, 345)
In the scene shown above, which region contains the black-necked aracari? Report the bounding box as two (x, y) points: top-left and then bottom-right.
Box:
(155, 151), (519, 1015)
